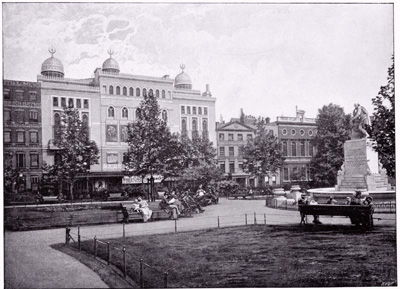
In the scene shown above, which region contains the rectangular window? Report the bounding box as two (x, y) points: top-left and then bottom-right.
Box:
(31, 176), (39, 184)
(300, 142), (306, 157)
(292, 167), (298, 180)
(15, 90), (24, 100)
(219, 147), (225, 156)
(186, 106), (191, 114)
(83, 99), (89, 109)
(283, 167), (289, 181)
(220, 163), (225, 173)
(30, 153), (39, 168)
(228, 134), (234, 141)
(30, 132), (38, 143)
(29, 111), (38, 122)
(238, 146), (244, 156)
(292, 142), (297, 157)
(29, 92), (37, 101)
(15, 111), (24, 123)
(219, 134), (224, 141)
(4, 132), (11, 143)
(238, 163), (243, 171)
(53, 97), (59, 107)
(4, 89), (10, 99)
(247, 134), (253, 141)
(229, 162), (235, 173)
(17, 131), (25, 143)
(193, 107), (197, 114)
(61, 97), (66, 107)
(229, 147), (234, 156)
(204, 107), (208, 115)
(76, 99), (82, 108)
(238, 134), (243, 141)
(198, 107), (202, 115)
(68, 98), (74, 108)
(181, 106), (185, 114)
(4, 110), (11, 122)
(16, 153), (25, 168)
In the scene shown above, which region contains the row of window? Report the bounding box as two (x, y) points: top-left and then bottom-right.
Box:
(282, 141), (315, 157)
(180, 106), (208, 116)
(107, 106), (168, 122)
(53, 112), (89, 140)
(282, 128), (315, 137)
(219, 146), (244, 157)
(4, 131), (39, 144)
(14, 152), (40, 168)
(219, 162), (244, 174)
(4, 109), (39, 123)
(219, 133), (253, 142)
(181, 117), (208, 132)
(53, 97), (89, 109)
(104, 85), (167, 99)
(4, 89), (38, 101)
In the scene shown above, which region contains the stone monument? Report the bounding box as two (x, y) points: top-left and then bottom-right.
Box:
(336, 103), (390, 191)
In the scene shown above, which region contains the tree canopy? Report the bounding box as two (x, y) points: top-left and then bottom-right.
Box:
(366, 58), (395, 179)
(310, 103), (351, 187)
(242, 117), (284, 182)
(47, 107), (99, 199)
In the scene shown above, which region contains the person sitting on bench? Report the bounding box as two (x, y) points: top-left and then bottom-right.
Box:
(326, 196), (337, 205)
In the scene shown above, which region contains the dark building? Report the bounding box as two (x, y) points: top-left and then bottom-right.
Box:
(3, 80), (42, 192)
(275, 108), (317, 185)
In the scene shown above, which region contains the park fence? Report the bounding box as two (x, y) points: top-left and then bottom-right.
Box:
(64, 212), (270, 288)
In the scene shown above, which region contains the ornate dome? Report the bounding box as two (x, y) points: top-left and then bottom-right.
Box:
(174, 64), (192, 89)
(41, 47), (64, 78)
(102, 49), (120, 74)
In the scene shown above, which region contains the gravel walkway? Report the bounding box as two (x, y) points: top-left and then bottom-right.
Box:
(4, 198), (395, 288)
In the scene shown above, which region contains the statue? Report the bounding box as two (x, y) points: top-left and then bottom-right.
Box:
(350, 103), (370, 139)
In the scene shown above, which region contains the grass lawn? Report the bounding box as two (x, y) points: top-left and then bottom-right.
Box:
(73, 224), (397, 288)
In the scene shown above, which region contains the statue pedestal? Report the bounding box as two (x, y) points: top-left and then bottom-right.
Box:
(337, 138), (390, 191)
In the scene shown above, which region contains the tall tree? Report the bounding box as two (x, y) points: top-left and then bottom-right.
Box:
(310, 104), (351, 187)
(123, 92), (186, 192)
(242, 117), (284, 185)
(50, 108), (99, 199)
(366, 58), (395, 179)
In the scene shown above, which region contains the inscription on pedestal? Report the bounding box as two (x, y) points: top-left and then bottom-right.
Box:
(344, 140), (368, 176)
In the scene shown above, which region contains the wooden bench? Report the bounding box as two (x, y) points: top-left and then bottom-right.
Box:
(228, 192), (254, 200)
(298, 204), (374, 227)
(116, 209), (170, 222)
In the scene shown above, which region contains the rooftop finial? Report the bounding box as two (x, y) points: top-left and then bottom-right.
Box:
(107, 48), (114, 58)
(180, 63), (185, 72)
(49, 46), (56, 57)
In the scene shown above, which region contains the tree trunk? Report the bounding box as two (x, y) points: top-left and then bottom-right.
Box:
(70, 180), (75, 200)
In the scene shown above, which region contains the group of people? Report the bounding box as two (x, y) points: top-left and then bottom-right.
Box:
(121, 196), (153, 223)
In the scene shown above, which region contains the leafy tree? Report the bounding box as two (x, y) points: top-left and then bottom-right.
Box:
(366, 58), (395, 178)
(242, 117), (284, 184)
(310, 104), (351, 187)
(49, 107), (99, 199)
(123, 92), (187, 199)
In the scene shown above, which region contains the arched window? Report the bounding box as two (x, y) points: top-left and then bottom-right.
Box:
(109, 85), (114, 95)
(129, 87), (134, 96)
(135, 108), (141, 120)
(300, 141), (305, 156)
(116, 86), (121, 95)
(192, 119), (198, 138)
(54, 112), (61, 140)
(122, 107), (128, 118)
(202, 119), (208, 139)
(291, 142), (297, 157)
(136, 88), (140, 97)
(181, 118), (187, 136)
(162, 110), (168, 122)
(143, 88), (147, 96)
(149, 89), (154, 96)
(162, 90), (166, 98)
(122, 87), (127, 96)
(282, 142), (288, 156)
(108, 106), (115, 118)
(156, 90), (160, 98)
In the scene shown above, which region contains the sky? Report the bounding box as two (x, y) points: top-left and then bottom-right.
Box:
(2, 2), (394, 121)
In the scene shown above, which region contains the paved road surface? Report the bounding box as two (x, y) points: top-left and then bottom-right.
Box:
(4, 198), (395, 288)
